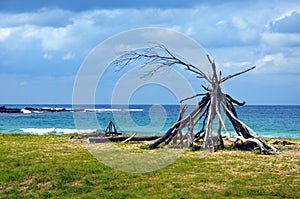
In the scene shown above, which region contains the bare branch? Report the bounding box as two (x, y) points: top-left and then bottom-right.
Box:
(201, 85), (211, 91)
(220, 66), (256, 83)
(113, 44), (211, 82)
(226, 94), (245, 106)
(180, 93), (207, 104)
(207, 55), (218, 82)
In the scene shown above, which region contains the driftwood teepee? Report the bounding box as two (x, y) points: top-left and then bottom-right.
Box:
(114, 44), (277, 154)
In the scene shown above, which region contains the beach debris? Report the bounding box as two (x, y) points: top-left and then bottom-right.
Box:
(272, 140), (295, 146)
(114, 43), (278, 154)
(105, 121), (122, 136)
(69, 135), (82, 142)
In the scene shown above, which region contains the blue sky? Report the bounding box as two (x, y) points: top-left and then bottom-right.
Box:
(0, 0), (300, 105)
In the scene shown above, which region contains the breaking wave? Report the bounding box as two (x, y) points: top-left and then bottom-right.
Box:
(20, 128), (97, 135)
(83, 108), (143, 112)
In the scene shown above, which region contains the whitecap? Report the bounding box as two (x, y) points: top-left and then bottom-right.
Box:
(20, 128), (55, 135)
(50, 108), (65, 111)
(83, 108), (143, 112)
(20, 128), (97, 135)
(21, 108), (31, 114)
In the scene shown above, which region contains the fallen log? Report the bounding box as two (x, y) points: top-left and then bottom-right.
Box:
(87, 135), (161, 143)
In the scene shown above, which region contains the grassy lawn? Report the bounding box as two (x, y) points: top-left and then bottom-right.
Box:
(0, 133), (299, 198)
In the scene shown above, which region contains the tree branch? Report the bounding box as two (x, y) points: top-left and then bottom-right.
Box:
(220, 66), (256, 83)
(226, 94), (245, 106)
(180, 93), (207, 103)
(113, 43), (211, 82)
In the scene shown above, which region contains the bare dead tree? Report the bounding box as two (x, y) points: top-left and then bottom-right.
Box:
(113, 44), (277, 154)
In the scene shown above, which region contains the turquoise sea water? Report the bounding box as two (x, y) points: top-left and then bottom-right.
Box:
(0, 104), (299, 138)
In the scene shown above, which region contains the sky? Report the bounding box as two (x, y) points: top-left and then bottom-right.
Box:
(0, 0), (300, 105)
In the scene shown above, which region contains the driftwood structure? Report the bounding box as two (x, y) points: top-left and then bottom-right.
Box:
(105, 121), (122, 136)
(114, 44), (277, 154)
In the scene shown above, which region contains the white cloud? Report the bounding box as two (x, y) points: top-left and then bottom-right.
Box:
(39, 26), (75, 51)
(261, 32), (300, 47)
(232, 16), (247, 29)
(0, 9), (72, 27)
(0, 7), (276, 52)
(255, 53), (287, 73)
(62, 52), (74, 60)
(185, 26), (195, 36)
(16, 24), (89, 52)
(43, 53), (53, 60)
(0, 7), (262, 52)
(223, 61), (251, 68)
(216, 20), (227, 26)
(269, 11), (300, 33)
(0, 28), (11, 42)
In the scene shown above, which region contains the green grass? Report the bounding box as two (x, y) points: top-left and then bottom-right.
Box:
(0, 133), (299, 198)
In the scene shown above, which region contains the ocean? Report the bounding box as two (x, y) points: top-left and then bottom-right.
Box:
(0, 104), (299, 138)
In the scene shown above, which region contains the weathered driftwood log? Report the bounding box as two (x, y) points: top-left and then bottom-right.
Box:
(87, 135), (161, 143)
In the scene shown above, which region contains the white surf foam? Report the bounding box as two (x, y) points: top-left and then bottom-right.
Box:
(20, 128), (96, 135)
(21, 108), (31, 114)
(83, 108), (143, 112)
